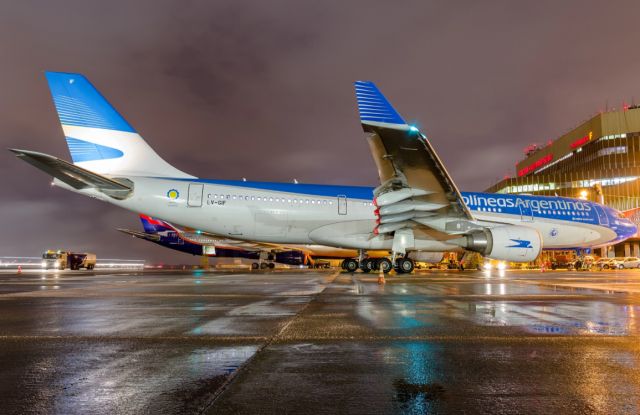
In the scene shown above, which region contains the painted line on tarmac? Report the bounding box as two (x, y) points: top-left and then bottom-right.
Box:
(199, 270), (341, 415)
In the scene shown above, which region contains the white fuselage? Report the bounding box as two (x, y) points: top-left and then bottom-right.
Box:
(58, 176), (624, 252)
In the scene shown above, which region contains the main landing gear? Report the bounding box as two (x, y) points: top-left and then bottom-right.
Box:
(251, 262), (275, 270)
(340, 256), (414, 274)
(394, 257), (415, 274)
(341, 258), (359, 272)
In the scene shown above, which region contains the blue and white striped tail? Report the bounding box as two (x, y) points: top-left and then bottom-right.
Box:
(354, 81), (409, 129)
(44, 71), (193, 178)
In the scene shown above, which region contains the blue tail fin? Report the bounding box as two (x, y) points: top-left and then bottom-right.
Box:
(44, 71), (194, 178)
(45, 72), (135, 133)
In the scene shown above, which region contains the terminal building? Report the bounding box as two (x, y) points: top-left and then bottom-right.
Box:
(485, 106), (640, 258)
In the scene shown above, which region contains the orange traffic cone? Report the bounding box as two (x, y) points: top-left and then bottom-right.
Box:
(377, 270), (385, 285)
(17, 265), (22, 275)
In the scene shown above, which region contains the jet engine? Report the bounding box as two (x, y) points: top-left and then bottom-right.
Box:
(455, 225), (542, 262)
(407, 252), (445, 263)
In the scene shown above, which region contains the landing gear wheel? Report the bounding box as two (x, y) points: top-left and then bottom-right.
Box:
(378, 258), (392, 274)
(268, 262), (275, 269)
(344, 258), (359, 272)
(371, 259), (380, 271)
(251, 263), (259, 270)
(398, 258), (415, 274)
(260, 263), (268, 270)
(360, 258), (372, 273)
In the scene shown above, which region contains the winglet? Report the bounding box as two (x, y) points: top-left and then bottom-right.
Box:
(354, 81), (406, 126)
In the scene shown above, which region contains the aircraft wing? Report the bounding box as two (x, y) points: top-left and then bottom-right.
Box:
(354, 82), (473, 237)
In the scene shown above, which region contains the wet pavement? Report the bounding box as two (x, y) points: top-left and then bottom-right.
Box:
(1, 268), (640, 414)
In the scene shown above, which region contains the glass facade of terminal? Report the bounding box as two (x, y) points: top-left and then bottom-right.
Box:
(486, 107), (640, 257)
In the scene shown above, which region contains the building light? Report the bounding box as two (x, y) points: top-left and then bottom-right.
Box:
(579, 190), (588, 200)
(570, 131), (593, 149)
(518, 154), (553, 177)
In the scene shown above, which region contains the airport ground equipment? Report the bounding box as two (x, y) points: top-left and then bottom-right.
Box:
(42, 250), (96, 270)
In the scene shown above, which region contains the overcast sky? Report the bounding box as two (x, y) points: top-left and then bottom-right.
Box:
(2, 0), (640, 263)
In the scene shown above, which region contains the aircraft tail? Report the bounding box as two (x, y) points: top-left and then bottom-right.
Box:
(44, 72), (194, 178)
(139, 214), (173, 234)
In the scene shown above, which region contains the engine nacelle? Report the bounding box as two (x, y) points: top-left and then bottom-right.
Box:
(407, 252), (444, 263)
(462, 226), (542, 262)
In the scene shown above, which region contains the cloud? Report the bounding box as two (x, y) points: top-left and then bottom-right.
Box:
(2, 0), (640, 261)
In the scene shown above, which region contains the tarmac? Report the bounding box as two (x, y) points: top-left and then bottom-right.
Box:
(1, 267), (640, 414)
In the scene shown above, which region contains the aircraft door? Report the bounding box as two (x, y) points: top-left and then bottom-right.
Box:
(520, 204), (533, 222)
(594, 205), (609, 226)
(188, 183), (204, 207)
(338, 195), (347, 215)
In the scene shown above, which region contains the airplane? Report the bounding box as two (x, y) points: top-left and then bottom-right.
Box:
(11, 72), (637, 274)
(118, 214), (395, 270)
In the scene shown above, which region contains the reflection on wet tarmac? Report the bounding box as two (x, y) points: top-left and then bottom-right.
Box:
(2, 269), (640, 414)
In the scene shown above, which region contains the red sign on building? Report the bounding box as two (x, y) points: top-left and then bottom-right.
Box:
(570, 131), (593, 149)
(518, 154), (553, 177)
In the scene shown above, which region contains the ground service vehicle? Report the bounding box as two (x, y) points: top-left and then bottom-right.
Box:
(68, 253), (96, 270)
(42, 250), (96, 270)
(551, 255), (575, 270)
(42, 250), (67, 269)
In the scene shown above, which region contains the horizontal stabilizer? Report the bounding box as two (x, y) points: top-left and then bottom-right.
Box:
(9, 149), (132, 199)
(116, 228), (161, 242)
